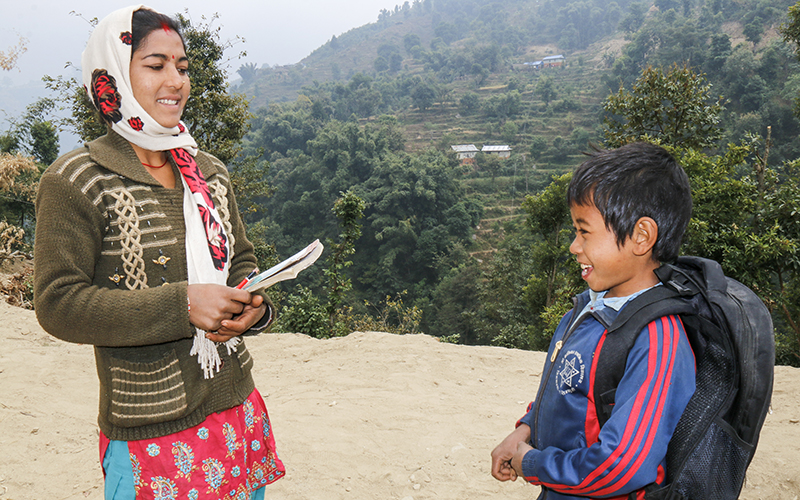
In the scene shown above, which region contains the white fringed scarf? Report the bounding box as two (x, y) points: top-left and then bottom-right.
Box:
(83, 5), (237, 379)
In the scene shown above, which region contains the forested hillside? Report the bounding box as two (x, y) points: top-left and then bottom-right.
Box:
(2, 0), (797, 365)
(231, 0), (800, 365)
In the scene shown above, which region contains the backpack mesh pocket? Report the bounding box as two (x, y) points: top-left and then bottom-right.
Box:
(672, 417), (752, 500)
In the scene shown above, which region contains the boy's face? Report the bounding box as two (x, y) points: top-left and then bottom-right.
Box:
(569, 202), (658, 298)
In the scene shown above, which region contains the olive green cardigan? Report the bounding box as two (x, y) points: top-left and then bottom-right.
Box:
(34, 131), (272, 441)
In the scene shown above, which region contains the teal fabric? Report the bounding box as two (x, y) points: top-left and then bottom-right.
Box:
(103, 441), (136, 500)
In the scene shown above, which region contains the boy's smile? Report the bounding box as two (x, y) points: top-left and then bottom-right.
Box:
(569, 202), (660, 298)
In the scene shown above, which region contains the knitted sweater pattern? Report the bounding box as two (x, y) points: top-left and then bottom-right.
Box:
(34, 131), (265, 441)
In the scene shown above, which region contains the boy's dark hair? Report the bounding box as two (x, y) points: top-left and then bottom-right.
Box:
(566, 142), (692, 263)
(131, 8), (185, 57)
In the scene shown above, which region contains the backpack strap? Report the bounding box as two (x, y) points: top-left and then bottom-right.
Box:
(593, 266), (699, 429)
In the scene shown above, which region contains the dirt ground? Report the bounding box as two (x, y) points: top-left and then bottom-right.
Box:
(0, 302), (798, 499)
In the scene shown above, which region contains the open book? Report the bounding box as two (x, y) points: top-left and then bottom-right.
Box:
(238, 239), (324, 292)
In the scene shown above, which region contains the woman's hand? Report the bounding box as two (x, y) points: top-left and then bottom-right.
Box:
(187, 284), (252, 334)
(210, 294), (267, 342)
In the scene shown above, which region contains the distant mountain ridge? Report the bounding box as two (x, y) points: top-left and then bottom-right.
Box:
(235, 0), (639, 105)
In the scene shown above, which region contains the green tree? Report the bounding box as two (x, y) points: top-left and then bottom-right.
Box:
(374, 56), (389, 73)
(536, 76), (556, 105)
(483, 90), (522, 118)
(411, 80), (437, 111)
(743, 18), (764, 46)
(325, 191), (365, 334)
(228, 152), (272, 219)
(619, 1), (648, 33)
(178, 14), (252, 164)
(277, 285), (328, 337)
(475, 232), (537, 349)
(475, 152), (503, 185)
(782, 1), (800, 58)
(780, 1), (800, 120)
(403, 33), (422, 54)
(0, 133), (19, 154)
(389, 53), (403, 73)
(236, 62), (258, 84)
(655, 0), (681, 12)
(603, 64), (725, 149)
(485, 174), (583, 350)
(529, 135), (548, 159)
(29, 121), (59, 166)
(427, 262), (482, 343)
(356, 148), (468, 299)
(5, 98), (60, 165)
(459, 92), (480, 115)
(677, 139), (800, 365)
(501, 121), (519, 143)
(706, 32), (732, 73)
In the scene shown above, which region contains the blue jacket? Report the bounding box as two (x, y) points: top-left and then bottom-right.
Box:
(518, 289), (696, 499)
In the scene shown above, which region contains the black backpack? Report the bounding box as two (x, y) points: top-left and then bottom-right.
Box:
(593, 256), (774, 500)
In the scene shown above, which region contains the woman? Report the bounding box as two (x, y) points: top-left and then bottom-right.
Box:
(34, 6), (284, 498)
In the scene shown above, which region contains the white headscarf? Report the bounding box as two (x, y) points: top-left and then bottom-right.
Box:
(81, 4), (198, 155)
(83, 6), (237, 378)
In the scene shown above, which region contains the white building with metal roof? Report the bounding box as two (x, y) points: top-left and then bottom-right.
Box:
(451, 144), (480, 162)
(481, 145), (512, 158)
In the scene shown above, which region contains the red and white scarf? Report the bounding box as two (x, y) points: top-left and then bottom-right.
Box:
(172, 149), (236, 379)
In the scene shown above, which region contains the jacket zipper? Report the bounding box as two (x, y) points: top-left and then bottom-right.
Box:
(533, 303), (583, 500)
(531, 296), (612, 499)
(531, 296), (586, 447)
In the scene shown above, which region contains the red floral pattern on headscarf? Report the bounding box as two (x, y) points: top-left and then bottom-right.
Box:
(119, 31), (132, 45)
(128, 117), (144, 131)
(91, 69), (123, 123)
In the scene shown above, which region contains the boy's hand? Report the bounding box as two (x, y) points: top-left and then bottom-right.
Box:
(491, 424), (531, 482)
(512, 440), (534, 478)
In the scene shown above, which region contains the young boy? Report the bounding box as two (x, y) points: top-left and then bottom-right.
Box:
(491, 142), (697, 499)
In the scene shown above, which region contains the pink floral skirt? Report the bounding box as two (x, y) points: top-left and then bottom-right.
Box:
(100, 389), (285, 499)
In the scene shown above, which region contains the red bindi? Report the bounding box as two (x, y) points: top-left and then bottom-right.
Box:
(161, 22), (170, 33)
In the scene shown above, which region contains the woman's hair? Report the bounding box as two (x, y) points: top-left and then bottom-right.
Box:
(131, 8), (185, 57)
(566, 142), (692, 263)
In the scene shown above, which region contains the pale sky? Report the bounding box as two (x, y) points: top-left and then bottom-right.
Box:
(1, 0), (403, 120)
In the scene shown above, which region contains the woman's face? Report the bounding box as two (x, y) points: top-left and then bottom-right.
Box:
(129, 28), (190, 129)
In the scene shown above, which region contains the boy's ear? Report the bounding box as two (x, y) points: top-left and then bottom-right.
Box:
(631, 217), (658, 256)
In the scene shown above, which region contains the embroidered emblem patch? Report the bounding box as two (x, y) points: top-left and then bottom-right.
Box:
(555, 350), (585, 395)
